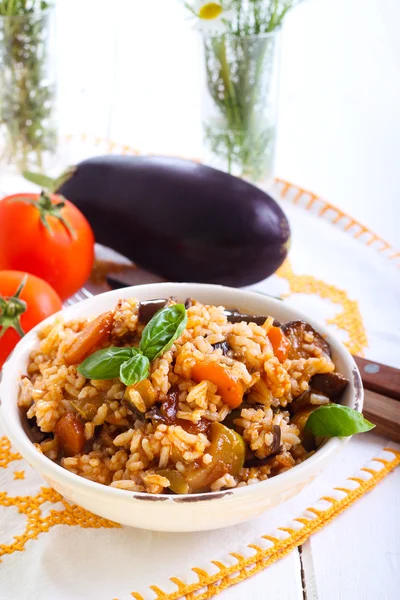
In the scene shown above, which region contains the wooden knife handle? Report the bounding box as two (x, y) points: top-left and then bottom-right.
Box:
(353, 356), (400, 401)
(363, 389), (400, 443)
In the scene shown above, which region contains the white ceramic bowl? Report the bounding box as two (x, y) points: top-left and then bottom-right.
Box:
(0, 283), (363, 532)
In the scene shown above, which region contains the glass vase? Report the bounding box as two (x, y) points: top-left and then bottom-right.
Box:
(202, 31), (280, 183)
(0, 8), (57, 173)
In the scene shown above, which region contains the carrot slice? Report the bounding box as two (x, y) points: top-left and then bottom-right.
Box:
(267, 326), (291, 363)
(55, 412), (85, 456)
(65, 310), (114, 365)
(191, 361), (244, 408)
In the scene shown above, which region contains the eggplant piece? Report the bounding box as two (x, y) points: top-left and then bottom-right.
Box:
(145, 406), (165, 426)
(270, 425), (282, 454)
(160, 387), (179, 423)
(211, 340), (231, 355)
(221, 406), (243, 431)
(224, 309), (281, 327)
(244, 426), (282, 467)
(289, 390), (330, 413)
(58, 155), (291, 287)
(224, 309), (267, 326)
(289, 390), (312, 413)
(146, 387), (210, 434)
(21, 413), (53, 444)
(311, 372), (349, 399)
(122, 397), (147, 421)
(184, 298), (195, 308)
(138, 298), (168, 323)
(282, 320), (331, 359)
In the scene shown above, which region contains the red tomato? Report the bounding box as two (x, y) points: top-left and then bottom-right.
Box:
(0, 192), (95, 300)
(0, 271), (62, 368)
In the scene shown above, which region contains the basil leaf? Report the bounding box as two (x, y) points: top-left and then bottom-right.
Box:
(120, 353), (150, 386)
(140, 304), (187, 362)
(304, 404), (375, 437)
(77, 347), (136, 380)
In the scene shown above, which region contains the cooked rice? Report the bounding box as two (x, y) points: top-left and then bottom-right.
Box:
(18, 297), (337, 494)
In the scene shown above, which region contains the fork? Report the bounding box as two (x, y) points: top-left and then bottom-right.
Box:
(64, 287), (94, 306)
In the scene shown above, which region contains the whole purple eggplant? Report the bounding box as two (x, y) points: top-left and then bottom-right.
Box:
(58, 155), (290, 286)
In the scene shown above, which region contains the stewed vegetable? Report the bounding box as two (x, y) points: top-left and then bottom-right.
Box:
(54, 412), (85, 457)
(282, 320), (331, 359)
(157, 469), (189, 494)
(20, 295), (374, 497)
(65, 311), (114, 365)
(185, 423), (245, 493)
(267, 326), (291, 362)
(76, 304), (187, 386)
(191, 360), (244, 408)
(146, 387), (210, 435)
(310, 372), (349, 399)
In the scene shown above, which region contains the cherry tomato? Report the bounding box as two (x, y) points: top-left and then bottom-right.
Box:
(0, 191), (95, 300)
(0, 271), (62, 368)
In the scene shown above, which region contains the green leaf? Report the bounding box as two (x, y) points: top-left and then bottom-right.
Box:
(23, 171), (56, 191)
(139, 304), (187, 362)
(120, 353), (150, 386)
(22, 167), (75, 194)
(77, 347), (136, 380)
(53, 166), (76, 192)
(304, 404), (375, 437)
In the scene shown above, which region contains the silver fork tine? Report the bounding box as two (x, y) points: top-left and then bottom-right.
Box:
(64, 297), (76, 306)
(80, 287), (94, 299)
(74, 290), (87, 302)
(64, 287), (94, 306)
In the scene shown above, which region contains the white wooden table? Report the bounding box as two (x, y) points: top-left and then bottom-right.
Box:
(9, 0), (400, 597)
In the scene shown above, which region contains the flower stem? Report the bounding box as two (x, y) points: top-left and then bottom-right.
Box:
(213, 37), (242, 131)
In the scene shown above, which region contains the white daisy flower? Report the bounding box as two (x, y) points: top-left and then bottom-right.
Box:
(186, 1), (233, 33)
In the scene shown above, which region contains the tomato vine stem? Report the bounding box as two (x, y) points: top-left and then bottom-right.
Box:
(0, 274), (28, 339)
(9, 192), (76, 238)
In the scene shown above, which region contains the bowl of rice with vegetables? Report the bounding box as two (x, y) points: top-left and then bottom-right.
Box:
(0, 283), (368, 531)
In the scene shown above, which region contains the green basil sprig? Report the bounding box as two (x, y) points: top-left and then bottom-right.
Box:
(77, 304), (187, 386)
(305, 404), (375, 437)
(140, 304), (187, 361)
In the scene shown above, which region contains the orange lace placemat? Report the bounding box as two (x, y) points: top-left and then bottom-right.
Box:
(1, 431), (399, 599)
(1, 138), (399, 598)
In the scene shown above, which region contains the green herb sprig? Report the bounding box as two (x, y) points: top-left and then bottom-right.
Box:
(0, 0), (56, 170)
(305, 404), (375, 437)
(77, 304), (187, 387)
(228, 0), (297, 37)
(185, 1), (300, 180)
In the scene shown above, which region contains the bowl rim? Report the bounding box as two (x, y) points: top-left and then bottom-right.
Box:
(0, 282), (363, 503)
